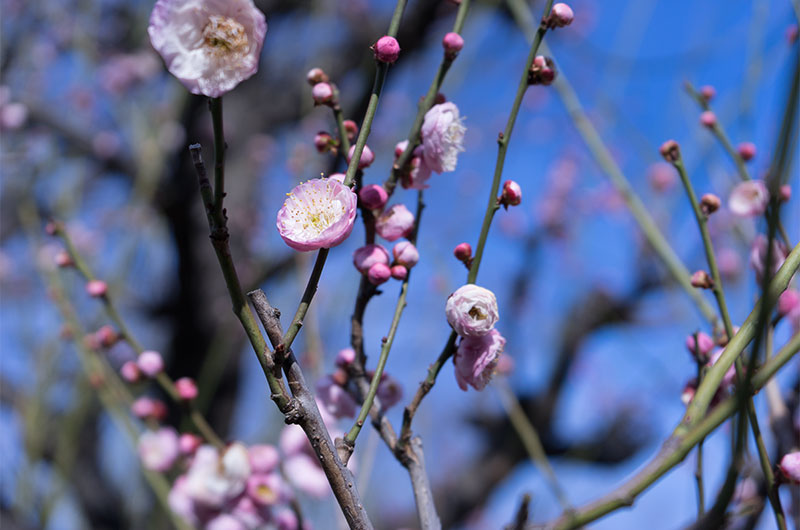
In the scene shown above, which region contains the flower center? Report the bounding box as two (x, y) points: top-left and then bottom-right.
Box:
(468, 306), (486, 320)
(203, 15), (248, 56)
(285, 183), (347, 238)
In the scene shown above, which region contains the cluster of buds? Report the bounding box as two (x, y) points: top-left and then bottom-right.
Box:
(352, 239), (419, 286)
(528, 55), (557, 86)
(498, 180), (522, 209)
(544, 3), (574, 29)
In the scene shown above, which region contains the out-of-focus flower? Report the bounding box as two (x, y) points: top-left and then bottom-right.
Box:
(421, 102), (465, 173)
(179, 433), (203, 455)
(547, 3), (574, 28)
(0, 101), (28, 130)
(700, 111), (717, 128)
(306, 67), (328, 85)
(86, 280), (108, 298)
(700, 193), (721, 215)
(277, 178), (357, 251)
(283, 453), (330, 498)
(175, 377), (199, 400)
(148, 0), (267, 97)
(737, 142), (756, 161)
(375, 204), (415, 241)
(335, 348), (356, 368)
(778, 289), (800, 332)
(749, 234), (788, 282)
(445, 284), (499, 337)
(729, 180), (769, 217)
(120, 361), (141, 382)
(690, 270), (714, 289)
(647, 162), (676, 192)
(138, 427), (179, 471)
(442, 32), (464, 57)
(707, 348), (737, 390)
(138, 350), (165, 377)
(376, 372), (403, 409)
(700, 85), (716, 102)
(779, 452), (800, 483)
(184, 443), (251, 508)
(315, 375), (357, 418)
(717, 247), (742, 280)
(686, 332), (714, 362)
(246, 473), (288, 505)
(248, 445), (279, 474)
(454, 329), (505, 391)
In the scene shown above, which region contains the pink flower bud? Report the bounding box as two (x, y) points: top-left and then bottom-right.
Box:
(685, 332), (714, 361)
(373, 36), (400, 63)
(353, 244), (390, 274)
(306, 67), (328, 85)
(138, 427), (179, 471)
(392, 241), (419, 268)
(178, 433), (202, 455)
(786, 24), (799, 45)
(311, 82), (334, 105)
(648, 162), (676, 192)
(750, 235), (788, 283)
(347, 144), (375, 169)
(690, 270), (714, 289)
(700, 111), (717, 128)
(528, 55), (556, 85)
(375, 372), (403, 409)
(778, 289), (800, 317)
(659, 139), (680, 162)
(131, 396), (156, 419)
(55, 251), (73, 268)
(120, 361), (141, 383)
(335, 348), (356, 368)
(548, 3), (574, 28)
(367, 262), (391, 285)
(175, 377), (198, 400)
(375, 204), (415, 241)
(700, 193), (721, 215)
(313, 131), (334, 153)
(315, 375), (357, 418)
(394, 140), (409, 158)
(343, 119), (358, 141)
(249, 444), (280, 474)
(442, 32), (464, 57)
(499, 180), (522, 208)
(95, 325), (119, 348)
(390, 265), (408, 280)
(700, 85), (716, 102)
(359, 184), (388, 210)
(729, 180), (769, 217)
(151, 400), (168, 421)
(453, 242), (472, 262)
(137, 350), (164, 377)
(86, 280), (108, 298)
(779, 185), (791, 202)
(737, 142), (756, 161)
(779, 452), (800, 483)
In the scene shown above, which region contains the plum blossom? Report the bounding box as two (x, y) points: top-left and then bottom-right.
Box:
(421, 102), (466, 173)
(277, 178), (357, 251)
(454, 329), (506, 391)
(148, 0), (267, 98)
(729, 180), (769, 217)
(375, 204), (415, 241)
(138, 427), (179, 471)
(315, 375), (357, 418)
(779, 452), (800, 483)
(445, 284), (499, 337)
(184, 443), (251, 508)
(352, 244), (390, 274)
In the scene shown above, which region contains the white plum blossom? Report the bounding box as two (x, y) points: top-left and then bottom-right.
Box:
(184, 443), (251, 508)
(148, 0), (267, 98)
(445, 284), (499, 338)
(421, 102), (466, 173)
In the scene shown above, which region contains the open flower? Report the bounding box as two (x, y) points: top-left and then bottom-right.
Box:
(277, 178), (357, 251)
(729, 180), (769, 217)
(138, 427), (179, 471)
(454, 329), (506, 391)
(421, 102), (466, 173)
(148, 0), (267, 98)
(445, 284), (499, 337)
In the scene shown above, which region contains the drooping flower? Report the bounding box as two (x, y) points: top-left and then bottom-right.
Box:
(421, 102), (466, 173)
(445, 284), (499, 337)
(138, 427), (179, 471)
(148, 0), (267, 98)
(375, 204), (415, 242)
(277, 178), (357, 251)
(729, 180), (769, 217)
(453, 329), (506, 391)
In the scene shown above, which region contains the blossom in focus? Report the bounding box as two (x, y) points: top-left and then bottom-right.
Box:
(148, 0), (267, 98)
(276, 178), (358, 251)
(375, 204), (415, 241)
(729, 180), (769, 217)
(445, 284), (499, 337)
(138, 427), (179, 471)
(392, 241), (419, 268)
(779, 452), (800, 483)
(373, 35), (400, 63)
(454, 329), (506, 391)
(353, 244), (390, 274)
(421, 102), (466, 173)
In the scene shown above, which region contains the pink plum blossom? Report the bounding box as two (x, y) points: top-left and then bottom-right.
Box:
(367, 262), (392, 285)
(548, 3), (574, 27)
(392, 241), (419, 268)
(685, 332), (714, 361)
(445, 284), (499, 337)
(283, 453), (330, 498)
(138, 427), (179, 471)
(311, 82), (334, 105)
(737, 142), (756, 161)
(179, 433), (202, 455)
(353, 244), (390, 274)
(390, 265), (407, 280)
(442, 32), (464, 56)
(175, 377), (199, 400)
(86, 280), (108, 298)
(246, 473), (288, 505)
(137, 350), (164, 377)
(131, 397), (156, 419)
(120, 361), (141, 383)
(335, 348), (356, 367)
(375, 204), (415, 241)
(453, 329), (506, 391)
(315, 375), (357, 418)
(729, 180), (769, 217)
(248, 444), (280, 474)
(276, 178), (357, 251)
(421, 102), (465, 173)
(779, 452), (800, 483)
(347, 144), (375, 169)
(184, 443), (251, 508)
(148, 0), (267, 98)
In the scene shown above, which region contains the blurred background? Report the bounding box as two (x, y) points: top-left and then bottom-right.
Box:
(1, 0), (798, 528)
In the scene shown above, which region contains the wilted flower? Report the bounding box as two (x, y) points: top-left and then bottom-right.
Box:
(445, 284), (499, 337)
(375, 204), (415, 241)
(421, 102), (465, 173)
(454, 329), (506, 391)
(729, 180), (769, 217)
(138, 427), (179, 471)
(148, 0), (267, 98)
(277, 178), (357, 251)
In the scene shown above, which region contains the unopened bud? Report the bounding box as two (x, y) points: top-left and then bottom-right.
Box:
(779, 185), (791, 202)
(175, 377), (198, 401)
(359, 184), (388, 210)
(690, 270), (714, 289)
(528, 55), (556, 85)
(499, 180), (522, 208)
(367, 262), (391, 285)
(86, 280), (108, 298)
(347, 145), (375, 169)
(686, 332), (714, 362)
(442, 32), (464, 58)
(120, 361), (141, 383)
(700, 85), (716, 102)
(137, 350), (164, 377)
(306, 68), (329, 85)
(373, 36), (400, 64)
(453, 242), (472, 263)
(737, 142), (756, 161)
(547, 3), (574, 28)
(390, 265), (408, 280)
(659, 139), (681, 162)
(314, 132), (335, 153)
(55, 251), (73, 268)
(95, 325), (119, 348)
(700, 193), (721, 215)
(343, 120), (358, 142)
(700, 111), (717, 128)
(311, 82), (334, 105)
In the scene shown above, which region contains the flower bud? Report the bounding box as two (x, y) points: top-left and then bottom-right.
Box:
(779, 185), (791, 202)
(343, 119), (358, 142)
(700, 85), (716, 102)
(700, 111), (717, 128)
(390, 265), (408, 280)
(373, 36), (400, 63)
(137, 350), (164, 377)
(175, 377), (198, 400)
(648, 162), (676, 192)
(131, 397), (156, 419)
(359, 184), (388, 210)
(700, 193), (721, 215)
(686, 332), (714, 362)
(659, 139), (680, 162)
(86, 280), (108, 298)
(737, 142), (756, 161)
(528, 55), (556, 85)
(499, 180), (522, 208)
(777, 289), (799, 317)
(779, 452), (800, 484)
(353, 244), (390, 274)
(179, 433), (202, 455)
(393, 241), (419, 268)
(690, 270), (714, 289)
(313, 131), (335, 153)
(335, 348), (356, 367)
(367, 262), (392, 285)
(95, 325), (119, 348)
(442, 32), (464, 58)
(306, 67), (329, 85)
(347, 144), (375, 169)
(120, 361), (141, 383)
(547, 3), (574, 28)
(375, 204), (415, 241)
(55, 251), (73, 268)
(454, 242), (472, 262)
(311, 82), (334, 105)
